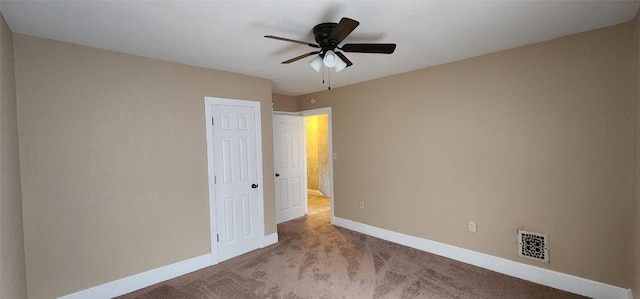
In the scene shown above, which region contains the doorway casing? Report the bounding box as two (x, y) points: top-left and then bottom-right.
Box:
(274, 107), (335, 224)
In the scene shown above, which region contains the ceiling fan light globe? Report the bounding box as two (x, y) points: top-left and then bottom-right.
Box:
(334, 57), (348, 72)
(323, 50), (338, 67)
(309, 55), (323, 72)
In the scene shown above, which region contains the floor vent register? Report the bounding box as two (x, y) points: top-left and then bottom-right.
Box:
(517, 229), (549, 263)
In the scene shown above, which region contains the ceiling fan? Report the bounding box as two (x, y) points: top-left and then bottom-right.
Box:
(265, 17), (396, 72)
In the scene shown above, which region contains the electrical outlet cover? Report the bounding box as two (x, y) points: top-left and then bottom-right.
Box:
(468, 221), (477, 233)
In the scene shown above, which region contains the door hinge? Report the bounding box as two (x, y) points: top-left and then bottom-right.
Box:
(214, 176), (217, 184)
(211, 117), (214, 126)
(217, 234), (219, 242)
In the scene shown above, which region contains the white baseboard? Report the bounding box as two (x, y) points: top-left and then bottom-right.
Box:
(59, 232), (280, 299)
(307, 189), (324, 196)
(262, 232), (278, 247)
(332, 217), (631, 299)
(58, 254), (212, 299)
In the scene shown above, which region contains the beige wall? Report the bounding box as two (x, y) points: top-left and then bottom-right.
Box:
(272, 93), (298, 112)
(0, 13), (27, 299)
(6, 10), (640, 299)
(299, 23), (634, 287)
(13, 34), (275, 299)
(634, 13), (640, 297)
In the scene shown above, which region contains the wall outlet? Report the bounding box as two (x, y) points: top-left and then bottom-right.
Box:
(468, 221), (477, 233)
(359, 201), (365, 210)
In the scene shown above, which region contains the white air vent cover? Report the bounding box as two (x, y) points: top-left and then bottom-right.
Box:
(517, 230), (549, 263)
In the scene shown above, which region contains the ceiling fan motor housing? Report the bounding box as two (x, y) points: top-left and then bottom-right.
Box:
(313, 22), (338, 55)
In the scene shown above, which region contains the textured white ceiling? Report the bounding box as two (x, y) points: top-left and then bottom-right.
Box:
(1, 1), (639, 96)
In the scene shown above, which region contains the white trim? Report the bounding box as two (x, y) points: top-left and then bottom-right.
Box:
(261, 233), (279, 248)
(299, 107), (334, 224)
(307, 189), (324, 196)
(204, 99), (219, 264)
(272, 111), (300, 116)
(333, 217), (631, 299)
(58, 254), (212, 299)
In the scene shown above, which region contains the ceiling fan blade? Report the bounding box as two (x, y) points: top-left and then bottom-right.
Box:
(282, 51), (321, 64)
(328, 17), (359, 44)
(335, 51), (353, 67)
(265, 35), (319, 48)
(341, 43), (396, 54)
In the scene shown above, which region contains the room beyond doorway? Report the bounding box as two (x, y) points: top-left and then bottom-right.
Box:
(300, 107), (335, 224)
(307, 193), (330, 216)
(305, 114), (330, 197)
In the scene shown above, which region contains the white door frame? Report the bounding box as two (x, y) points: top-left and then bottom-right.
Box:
(204, 97), (265, 265)
(275, 107), (335, 224)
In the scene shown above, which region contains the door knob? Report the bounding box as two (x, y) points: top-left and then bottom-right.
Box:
(251, 184), (259, 189)
(275, 173), (280, 177)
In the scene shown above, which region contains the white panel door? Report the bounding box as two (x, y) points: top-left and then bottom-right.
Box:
(273, 114), (306, 223)
(211, 103), (261, 262)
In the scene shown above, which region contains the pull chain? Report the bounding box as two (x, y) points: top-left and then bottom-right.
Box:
(320, 66), (332, 90)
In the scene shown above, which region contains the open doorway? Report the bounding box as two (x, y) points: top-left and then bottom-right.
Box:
(305, 114), (330, 216)
(301, 107), (333, 223)
(273, 108), (334, 224)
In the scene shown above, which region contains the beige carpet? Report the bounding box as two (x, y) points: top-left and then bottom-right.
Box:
(116, 194), (586, 299)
